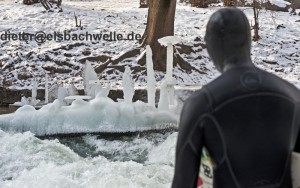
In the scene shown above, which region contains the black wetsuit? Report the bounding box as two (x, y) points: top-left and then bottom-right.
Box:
(172, 66), (300, 188)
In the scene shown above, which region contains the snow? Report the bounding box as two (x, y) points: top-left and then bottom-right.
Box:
(1, 1), (299, 90)
(64, 95), (91, 100)
(0, 96), (178, 136)
(269, 0), (290, 8)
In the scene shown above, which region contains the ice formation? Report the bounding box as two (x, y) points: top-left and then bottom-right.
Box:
(45, 74), (49, 104)
(0, 95), (178, 136)
(122, 66), (134, 103)
(0, 60), (178, 136)
(96, 82), (111, 98)
(158, 80), (169, 111)
(20, 97), (29, 106)
(157, 36), (179, 107)
(57, 86), (68, 105)
(14, 79), (41, 107)
(82, 61), (101, 98)
(158, 36), (180, 81)
(146, 45), (156, 108)
(67, 83), (79, 96)
(31, 78), (38, 106)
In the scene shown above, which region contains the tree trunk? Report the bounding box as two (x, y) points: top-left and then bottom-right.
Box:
(141, 0), (177, 71)
(252, 0), (259, 41)
(291, 0), (296, 14)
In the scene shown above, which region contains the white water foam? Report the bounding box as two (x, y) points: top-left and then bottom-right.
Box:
(0, 131), (178, 188)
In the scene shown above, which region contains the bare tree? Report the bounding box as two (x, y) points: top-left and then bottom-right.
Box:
(95, 0), (192, 76)
(141, 0), (191, 72)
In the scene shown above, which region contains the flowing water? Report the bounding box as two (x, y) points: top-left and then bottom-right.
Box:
(0, 106), (179, 187)
(0, 128), (177, 188)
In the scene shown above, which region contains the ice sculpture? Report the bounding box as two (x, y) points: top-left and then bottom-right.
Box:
(122, 66), (134, 103)
(95, 82), (111, 98)
(158, 36), (180, 81)
(67, 83), (78, 96)
(58, 86), (68, 105)
(82, 61), (101, 98)
(0, 54), (180, 136)
(146, 45), (156, 108)
(45, 74), (49, 104)
(20, 96), (29, 106)
(158, 79), (169, 111)
(31, 78), (38, 106)
(158, 36), (180, 107)
(12, 79), (40, 107)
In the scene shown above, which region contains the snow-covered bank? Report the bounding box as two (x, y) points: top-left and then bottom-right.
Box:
(1, 0), (299, 91)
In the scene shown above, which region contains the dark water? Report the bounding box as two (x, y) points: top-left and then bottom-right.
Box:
(44, 132), (173, 163)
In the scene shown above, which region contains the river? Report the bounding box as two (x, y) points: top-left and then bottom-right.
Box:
(0, 106), (177, 188)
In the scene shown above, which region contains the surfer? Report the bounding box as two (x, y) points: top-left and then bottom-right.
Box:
(172, 8), (300, 188)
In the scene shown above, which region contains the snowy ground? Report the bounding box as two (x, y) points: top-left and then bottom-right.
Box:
(1, 0), (299, 90)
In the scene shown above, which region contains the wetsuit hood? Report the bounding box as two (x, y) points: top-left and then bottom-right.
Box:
(205, 8), (253, 73)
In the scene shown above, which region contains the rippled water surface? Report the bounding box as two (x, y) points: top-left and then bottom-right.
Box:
(0, 130), (177, 188)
